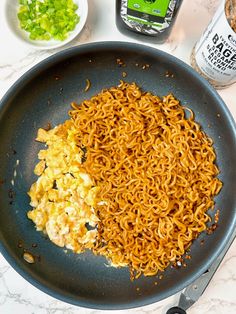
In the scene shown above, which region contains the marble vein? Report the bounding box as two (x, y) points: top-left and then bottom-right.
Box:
(0, 50), (50, 81)
(191, 298), (236, 314)
(196, 0), (220, 15)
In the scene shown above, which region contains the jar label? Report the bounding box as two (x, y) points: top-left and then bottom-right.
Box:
(195, 1), (236, 85)
(120, 0), (177, 35)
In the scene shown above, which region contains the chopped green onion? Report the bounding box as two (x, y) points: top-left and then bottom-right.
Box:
(17, 0), (80, 41)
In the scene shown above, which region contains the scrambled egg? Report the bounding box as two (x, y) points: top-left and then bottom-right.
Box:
(27, 120), (99, 253)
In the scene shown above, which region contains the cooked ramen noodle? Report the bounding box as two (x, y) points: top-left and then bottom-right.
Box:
(28, 81), (222, 279)
(68, 81), (222, 278)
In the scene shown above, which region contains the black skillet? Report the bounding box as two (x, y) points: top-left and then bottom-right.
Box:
(0, 42), (236, 310)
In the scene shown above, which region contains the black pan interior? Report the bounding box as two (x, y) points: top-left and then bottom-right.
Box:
(0, 42), (236, 309)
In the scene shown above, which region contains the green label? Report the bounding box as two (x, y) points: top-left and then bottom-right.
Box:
(127, 0), (170, 18)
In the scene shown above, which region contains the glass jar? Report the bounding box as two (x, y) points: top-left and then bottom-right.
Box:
(116, 0), (183, 44)
(190, 0), (236, 89)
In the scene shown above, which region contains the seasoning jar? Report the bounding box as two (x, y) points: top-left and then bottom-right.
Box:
(116, 0), (183, 44)
(190, 0), (236, 89)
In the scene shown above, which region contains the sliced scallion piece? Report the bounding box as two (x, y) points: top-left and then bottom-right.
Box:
(17, 0), (80, 41)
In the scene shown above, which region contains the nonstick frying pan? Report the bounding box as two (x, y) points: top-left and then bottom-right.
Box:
(0, 42), (236, 310)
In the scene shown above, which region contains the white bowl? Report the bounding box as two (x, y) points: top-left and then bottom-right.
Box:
(4, 0), (88, 50)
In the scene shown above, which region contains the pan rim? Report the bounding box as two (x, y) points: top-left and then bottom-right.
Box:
(0, 41), (236, 310)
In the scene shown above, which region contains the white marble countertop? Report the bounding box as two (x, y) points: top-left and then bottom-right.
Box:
(0, 0), (236, 313)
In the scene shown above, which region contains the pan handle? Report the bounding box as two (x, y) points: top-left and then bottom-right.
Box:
(166, 306), (187, 314)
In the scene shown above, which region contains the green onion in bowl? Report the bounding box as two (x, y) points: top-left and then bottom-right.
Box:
(17, 0), (80, 41)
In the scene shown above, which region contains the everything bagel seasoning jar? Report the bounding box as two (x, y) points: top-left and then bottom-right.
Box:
(190, 0), (236, 89)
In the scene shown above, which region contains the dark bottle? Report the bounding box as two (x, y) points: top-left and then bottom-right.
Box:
(116, 0), (183, 44)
